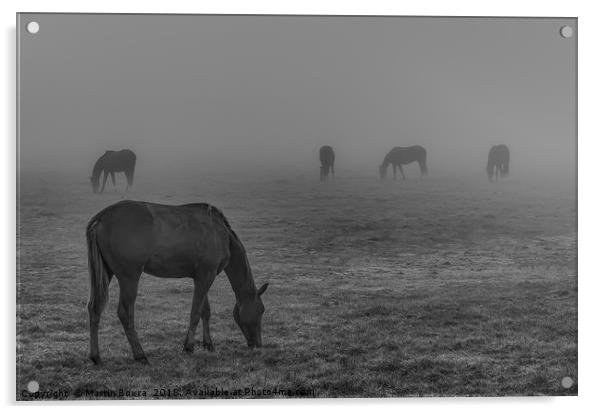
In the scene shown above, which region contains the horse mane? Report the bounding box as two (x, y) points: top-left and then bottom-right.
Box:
(210, 205), (244, 246)
(181, 203), (244, 246)
(183, 203), (256, 295)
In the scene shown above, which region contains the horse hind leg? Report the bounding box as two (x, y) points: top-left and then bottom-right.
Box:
(110, 172), (116, 187)
(116, 272), (147, 363)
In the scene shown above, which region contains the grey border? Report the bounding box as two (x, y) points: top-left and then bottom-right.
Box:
(14, 12), (578, 401)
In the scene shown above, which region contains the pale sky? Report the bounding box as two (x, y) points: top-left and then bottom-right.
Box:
(18, 14), (576, 178)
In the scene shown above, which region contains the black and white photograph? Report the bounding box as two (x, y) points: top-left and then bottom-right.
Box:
(16, 13), (577, 400)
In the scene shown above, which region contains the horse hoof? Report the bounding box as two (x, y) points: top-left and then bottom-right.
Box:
(89, 355), (102, 366)
(183, 343), (195, 354)
(135, 355), (149, 364)
(203, 342), (215, 352)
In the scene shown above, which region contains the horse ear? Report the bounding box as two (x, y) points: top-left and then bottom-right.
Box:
(257, 283), (269, 296)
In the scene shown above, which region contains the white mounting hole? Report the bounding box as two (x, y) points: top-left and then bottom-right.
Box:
(561, 376), (574, 389)
(560, 26), (573, 38)
(26, 21), (40, 34)
(27, 380), (39, 393)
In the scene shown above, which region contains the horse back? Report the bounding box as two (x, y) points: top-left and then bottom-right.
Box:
(389, 146), (426, 164)
(489, 145), (509, 163)
(91, 201), (231, 278)
(100, 149), (136, 172)
(118, 149), (136, 164)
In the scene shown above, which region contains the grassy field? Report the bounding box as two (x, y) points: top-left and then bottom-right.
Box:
(16, 170), (577, 399)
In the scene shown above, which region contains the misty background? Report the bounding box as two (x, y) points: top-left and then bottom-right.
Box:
(18, 14), (576, 182)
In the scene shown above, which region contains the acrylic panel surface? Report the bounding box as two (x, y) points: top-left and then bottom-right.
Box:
(17, 14), (576, 400)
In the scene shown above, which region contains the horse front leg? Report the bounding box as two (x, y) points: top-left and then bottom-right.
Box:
(125, 169), (134, 191)
(184, 270), (216, 353)
(200, 297), (214, 351)
(100, 171), (109, 193)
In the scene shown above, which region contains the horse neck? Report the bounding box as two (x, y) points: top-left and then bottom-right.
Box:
(224, 235), (257, 303)
(487, 160), (494, 175)
(382, 155), (392, 168)
(91, 158), (104, 181)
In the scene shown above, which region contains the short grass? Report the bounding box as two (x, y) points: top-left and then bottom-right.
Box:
(17, 172), (577, 399)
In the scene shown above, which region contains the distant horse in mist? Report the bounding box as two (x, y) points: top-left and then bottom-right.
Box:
(379, 146), (428, 180)
(90, 149), (136, 193)
(319, 145), (335, 181)
(86, 200), (268, 364)
(487, 145), (510, 182)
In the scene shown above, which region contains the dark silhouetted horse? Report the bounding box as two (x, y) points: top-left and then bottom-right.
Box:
(379, 146), (428, 179)
(86, 201), (268, 364)
(90, 149), (136, 193)
(487, 145), (510, 182)
(319, 145), (335, 181)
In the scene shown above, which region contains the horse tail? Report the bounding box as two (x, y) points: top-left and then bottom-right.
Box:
(86, 217), (111, 315)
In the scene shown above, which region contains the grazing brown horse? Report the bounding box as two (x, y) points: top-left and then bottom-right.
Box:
(487, 145), (510, 182)
(319, 145), (335, 181)
(86, 200), (268, 364)
(90, 149), (136, 193)
(379, 146), (428, 179)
